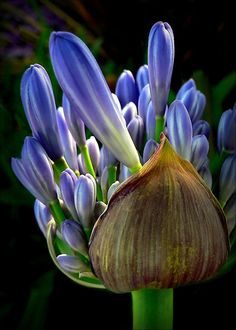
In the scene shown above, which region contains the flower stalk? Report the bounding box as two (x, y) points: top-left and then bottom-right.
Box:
(132, 288), (173, 330)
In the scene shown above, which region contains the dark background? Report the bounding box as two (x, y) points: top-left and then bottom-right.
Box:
(0, 0), (236, 329)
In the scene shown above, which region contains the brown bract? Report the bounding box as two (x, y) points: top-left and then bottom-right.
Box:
(89, 134), (229, 293)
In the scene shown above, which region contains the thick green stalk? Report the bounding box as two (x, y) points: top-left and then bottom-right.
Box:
(80, 145), (96, 178)
(155, 116), (165, 143)
(132, 288), (173, 330)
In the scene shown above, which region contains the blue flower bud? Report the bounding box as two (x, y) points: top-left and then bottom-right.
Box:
(191, 135), (209, 171)
(166, 100), (192, 160)
(198, 161), (212, 189)
(80, 136), (100, 174)
(12, 137), (57, 204)
(62, 94), (86, 148)
(148, 21), (174, 116)
(143, 139), (159, 164)
(119, 164), (131, 182)
(50, 32), (140, 170)
(217, 107), (236, 153)
(57, 254), (90, 273)
(107, 181), (120, 201)
(61, 219), (88, 256)
(122, 102), (137, 126)
(60, 169), (78, 220)
(127, 115), (144, 152)
(176, 78), (196, 99)
(179, 86), (197, 115)
(223, 193), (236, 234)
(98, 146), (117, 176)
(56, 107), (78, 171)
(193, 120), (210, 139)
(146, 102), (156, 140)
(190, 92), (206, 123)
(138, 84), (151, 125)
(21, 64), (62, 160)
(74, 174), (96, 229)
(136, 64), (149, 93)
(219, 154), (236, 205)
(34, 199), (53, 236)
(115, 70), (139, 107)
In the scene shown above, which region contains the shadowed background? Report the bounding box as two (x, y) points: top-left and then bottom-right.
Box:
(0, 0), (235, 329)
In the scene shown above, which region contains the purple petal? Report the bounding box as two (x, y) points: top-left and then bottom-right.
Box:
(56, 107), (78, 171)
(115, 70), (139, 107)
(193, 120), (210, 139)
(62, 94), (86, 148)
(176, 78), (196, 99)
(191, 135), (209, 170)
(148, 21), (174, 116)
(61, 219), (88, 255)
(50, 32), (140, 169)
(136, 64), (149, 93)
(122, 102), (137, 126)
(57, 254), (89, 273)
(146, 102), (156, 140)
(60, 169), (78, 220)
(21, 64), (62, 160)
(34, 199), (52, 236)
(219, 154), (236, 205)
(138, 84), (151, 125)
(143, 139), (159, 164)
(166, 100), (193, 160)
(74, 174), (96, 229)
(127, 115), (144, 152)
(218, 108), (236, 153)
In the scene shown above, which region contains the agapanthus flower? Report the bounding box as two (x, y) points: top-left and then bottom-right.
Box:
(12, 20), (236, 330)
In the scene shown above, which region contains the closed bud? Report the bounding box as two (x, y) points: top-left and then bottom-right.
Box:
(115, 70), (139, 107)
(136, 64), (149, 93)
(122, 102), (137, 126)
(89, 134), (229, 293)
(61, 219), (88, 256)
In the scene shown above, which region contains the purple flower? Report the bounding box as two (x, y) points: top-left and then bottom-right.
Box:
(138, 84), (151, 125)
(61, 219), (88, 256)
(11, 137), (57, 204)
(143, 139), (159, 164)
(148, 21), (174, 116)
(56, 107), (78, 171)
(122, 102), (137, 126)
(166, 100), (192, 160)
(60, 169), (78, 220)
(191, 135), (209, 171)
(218, 107), (236, 153)
(50, 32), (141, 170)
(34, 199), (53, 237)
(193, 120), (210, 139)
(219, 154), (236, 205)
(21, 64), (62, 160)
(62, 94), (86, 149)
(176, 79), (196, 99)
(115, 70), (139, 107)
(57, 254), (89, 273)
(74, 174), (96, 229)
(127, 115), (144, 152)
(136, 64), (149, 93)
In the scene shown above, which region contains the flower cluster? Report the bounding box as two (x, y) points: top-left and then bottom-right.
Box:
(12, 21), (235, 292)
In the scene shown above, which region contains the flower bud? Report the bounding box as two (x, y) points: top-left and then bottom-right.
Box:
(11, 137), (57, 205)
(115, 70), (139, 107)
(34, 199), (53, 236)
(60, 169), (78, 220)
(127, 115), (144, 152)
(219, 154), (236, 206)
(191, 135), (209, 171)
(122, 102), (137, 126)
(218, 107), (236, 153)
(148, 21), (174, 116)
(193, 120), (210, 139)
(57, 254), (90, 273)
(89, 134), (229, 293)
(136, 64), (149, 93)
(21, 64), (62, 160)
(176, 79), (196, 99)
(143, 139), (159, 164)
(74, 174), (96, 229)
(61, 219), (88, 256)
(138, 84), (151, 125)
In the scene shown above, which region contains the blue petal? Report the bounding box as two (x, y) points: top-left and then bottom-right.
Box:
(143, 139), (159, 164)
(219, 154), (236, 205)
(136, 64), (149, 93)
(191, 135), (209, 170)
(60, 169), (78, 220)
(166, 100), (192, 160)
(115, 70), (139, 107)
(50, 32), (140, 169)
(148, 22), (174, 116)
(138, 84), (151, 125)
(61, 219), (88, 255)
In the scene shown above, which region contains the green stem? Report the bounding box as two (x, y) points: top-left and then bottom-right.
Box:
(132, 288), (173, 330)
(49, 200), (65, 225)
(108, 165), (117, 187)
(52, 157), (69, 183)
(81, 145), (96, 178)
(155, 116), (165, 143)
